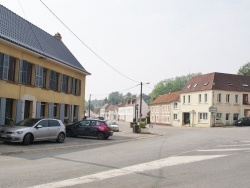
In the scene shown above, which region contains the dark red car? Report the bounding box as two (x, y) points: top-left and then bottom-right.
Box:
(66, 119), (113, 139)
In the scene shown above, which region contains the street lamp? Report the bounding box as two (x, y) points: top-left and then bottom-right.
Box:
(139, 82), (150, 122)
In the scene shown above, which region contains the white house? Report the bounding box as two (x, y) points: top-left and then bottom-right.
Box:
(118, 98), (149, 122)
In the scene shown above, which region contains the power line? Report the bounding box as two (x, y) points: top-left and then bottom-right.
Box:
(90, 84), (141, 98)
(39, 0), (140, 84)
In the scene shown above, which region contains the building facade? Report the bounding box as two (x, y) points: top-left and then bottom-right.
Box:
(0, 5), (90, 125)
(150, 91), (180, 126)
(180, 72), (250, 127)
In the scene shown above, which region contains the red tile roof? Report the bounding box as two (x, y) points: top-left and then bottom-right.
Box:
(181, 72), (250, 93)
(151, 91), (180, 105)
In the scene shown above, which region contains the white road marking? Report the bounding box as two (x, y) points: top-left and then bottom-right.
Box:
(216, 144), (250, 147)
(198, 148), (250, 152)
(30, 155), (226, 188)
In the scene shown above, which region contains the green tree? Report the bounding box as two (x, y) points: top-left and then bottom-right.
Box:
(108, 92), (123, 104)
(238, 62), (250, 75)
(150, 73), (201, 100)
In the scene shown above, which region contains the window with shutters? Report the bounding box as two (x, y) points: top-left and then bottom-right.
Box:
(35, 66), (47, 88)
(35, 65), (43, 87)
(8, 56), (16, 82)
(71, 77), (77, 95)
(50, 70), (59, 91)
(61, 74), (68, 93)
(0, 53), (17, 82)
(19, 60), (32, 85)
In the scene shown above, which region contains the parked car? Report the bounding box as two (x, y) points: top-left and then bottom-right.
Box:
(107, 121), (119, 132)
(0, 118), (66, 145)
(66, 119), (113, 139)
(235, 117), (250, 126)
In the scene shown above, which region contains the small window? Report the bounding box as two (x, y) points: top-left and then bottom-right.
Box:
(199, 113), (208, 120)
(174, 114), (177, 120)
(199, 94), (202, 103)
(187, 85), (191, 88)
(204, 93), (208, 103)
(204, 82), (209, 86)
(226, 94), (230, 103)
(193, 84), (198, 87)
(217, 93), (221, 103)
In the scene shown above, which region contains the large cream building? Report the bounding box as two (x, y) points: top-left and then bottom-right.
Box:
(0, 5), (90, 125)
(180, 72), (250, 127)
(150, 72), (250, 128)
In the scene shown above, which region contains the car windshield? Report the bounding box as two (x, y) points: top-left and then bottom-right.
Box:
(15, 118), (41, 127)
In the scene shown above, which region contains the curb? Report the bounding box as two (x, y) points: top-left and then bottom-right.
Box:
(0, 132), (164, 155)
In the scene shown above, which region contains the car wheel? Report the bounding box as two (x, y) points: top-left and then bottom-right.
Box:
(97, 132), (105, 140)
(57, 133), (65, 143)
(23, 134), (31, 145)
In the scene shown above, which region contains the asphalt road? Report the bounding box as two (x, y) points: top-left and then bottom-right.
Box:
(1, 124), (250, 188)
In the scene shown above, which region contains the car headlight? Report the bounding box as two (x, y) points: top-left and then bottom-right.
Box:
(16, 131), (23, 134)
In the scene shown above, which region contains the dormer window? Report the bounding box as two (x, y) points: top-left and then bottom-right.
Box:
(243, 84), (249, 87)
(193, 84), (198, 87)
(204, 82), (209, 86)
(187, 85), (191, 88)
(228, 83), (233, 86)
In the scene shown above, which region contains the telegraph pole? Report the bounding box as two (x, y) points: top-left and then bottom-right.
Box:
(140, 82), (142, 122)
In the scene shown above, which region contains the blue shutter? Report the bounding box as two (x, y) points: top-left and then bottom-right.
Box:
(36, 101), (41, 118)
(48, 103), (54, 118)
(70, 105), (74, 122)
(2, 54), (9, 80)
(16, 100), (22, 122)
(0, 98), (6, 125)
(59, 104), (65, 122)
(19, 60), (23, 83)
(40, 66), (43, 87)
(35, 65), (39, 86)
(0, 53), (3, 79)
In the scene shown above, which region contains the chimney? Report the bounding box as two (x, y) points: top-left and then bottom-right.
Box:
(54, 32), (62, 40)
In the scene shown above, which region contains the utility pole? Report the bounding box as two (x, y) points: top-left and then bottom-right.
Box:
(140, 82), (142, 122)
(139, 82), (150, 122)
(88, 94), (91, 118)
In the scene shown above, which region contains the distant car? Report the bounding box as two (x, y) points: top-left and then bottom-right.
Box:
(0, 118), (66, 145)
(107, 121), (119, 132)
(98, 117), (104, 120)
(235, 117), (250, 126)
(66, 119), (113, 139)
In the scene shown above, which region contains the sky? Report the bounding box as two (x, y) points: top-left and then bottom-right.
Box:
(1, 0), (250, 100)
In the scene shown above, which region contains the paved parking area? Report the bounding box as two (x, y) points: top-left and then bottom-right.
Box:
(0, 121), (167, 155)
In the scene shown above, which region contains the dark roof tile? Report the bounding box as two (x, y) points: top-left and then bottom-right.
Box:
(0, 5), (89, 74)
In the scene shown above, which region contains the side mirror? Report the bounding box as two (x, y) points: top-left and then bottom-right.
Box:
(36, 125), (43, 129)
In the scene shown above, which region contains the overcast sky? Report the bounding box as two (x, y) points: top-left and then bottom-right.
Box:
(1, 0), (250, 100)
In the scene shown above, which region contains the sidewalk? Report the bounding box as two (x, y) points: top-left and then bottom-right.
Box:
(0, 121), (167, 155)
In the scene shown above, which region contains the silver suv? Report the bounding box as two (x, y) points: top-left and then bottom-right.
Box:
(0, 118), (66, 145)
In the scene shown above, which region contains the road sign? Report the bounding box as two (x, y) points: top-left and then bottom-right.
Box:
(209, 106), (217, 113)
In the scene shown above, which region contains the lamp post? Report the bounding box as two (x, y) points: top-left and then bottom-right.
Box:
(139, 82), (149, 122)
